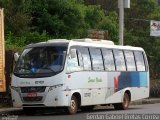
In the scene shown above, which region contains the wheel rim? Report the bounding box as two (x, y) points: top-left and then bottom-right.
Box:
(123, 94), (129, 108)
(70, 99), (76, 111)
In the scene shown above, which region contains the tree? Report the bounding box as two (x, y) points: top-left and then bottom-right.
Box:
(26, 0), (118, 40)
(1, 0), (119, 50)
(98, 11), (118, 42)
(26, 0), (88, 39)
(124, 0), (160, 79)
(0, 0), (30, 35)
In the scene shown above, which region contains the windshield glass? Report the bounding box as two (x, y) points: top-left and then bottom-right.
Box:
(14, 46), (67, 78)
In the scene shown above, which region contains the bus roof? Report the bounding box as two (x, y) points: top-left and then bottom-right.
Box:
(25, 39), (144, 51)
(69, 39), (144, 51)
(69, 41), (144, 51)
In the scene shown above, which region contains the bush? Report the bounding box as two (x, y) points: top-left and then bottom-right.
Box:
(150, 80), (160, 98)
(5, 32), (50, 51)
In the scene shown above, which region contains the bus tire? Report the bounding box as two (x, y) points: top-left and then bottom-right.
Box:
(114, 93), (130, 110)
(23, 107), (36, 115)
(65, 95), (78, 115)
(81, 105), (94, 112)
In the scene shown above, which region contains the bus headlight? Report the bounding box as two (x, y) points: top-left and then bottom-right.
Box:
(48, 84), (63, 92)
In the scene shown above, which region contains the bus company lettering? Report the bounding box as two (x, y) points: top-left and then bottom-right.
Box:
(20, 81), (30, 85)
(88, 77), (102, 83)
(35, 81), (44, 84)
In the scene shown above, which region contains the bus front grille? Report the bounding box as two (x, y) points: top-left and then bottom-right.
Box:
(23, 96), (43, 102)
(21, 87), (46, 93)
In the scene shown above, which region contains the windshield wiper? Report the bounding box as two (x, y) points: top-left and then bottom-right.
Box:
(42, 67), (56, 74)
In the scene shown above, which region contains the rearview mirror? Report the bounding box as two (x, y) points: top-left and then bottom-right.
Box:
(14, 52), (20, 62)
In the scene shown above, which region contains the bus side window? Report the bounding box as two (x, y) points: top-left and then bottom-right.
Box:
(124, 51), (136, 71)
(79, 47), (92, 71)
(134, 51), (146, 71)
(102, 49), (115, 71)
(67, 48), (82, 73)
(113, 50), (126, 71)
(76, 49), (84, 69)
(143, 52), (148, 71)
(89, 48), (104, 71)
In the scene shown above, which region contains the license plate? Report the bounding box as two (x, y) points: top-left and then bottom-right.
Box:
(27, 92), (37, 97)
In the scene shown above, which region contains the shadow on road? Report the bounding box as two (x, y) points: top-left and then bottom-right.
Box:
(0, 106), (144, 117)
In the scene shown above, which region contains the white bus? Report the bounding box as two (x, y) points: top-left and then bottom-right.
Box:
(11, 38), (149, 115)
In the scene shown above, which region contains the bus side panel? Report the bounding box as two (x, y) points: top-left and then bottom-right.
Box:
(105, 71), (149, 104)
(105, 89), (124, 104)
(130, 87), (149, 101)
(118, 72), (148, 90)
(105, 72), (123, 104)
(65, 71), (107, 106)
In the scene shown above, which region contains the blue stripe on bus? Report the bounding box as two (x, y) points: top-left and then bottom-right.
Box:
(117, 72), (148, 91)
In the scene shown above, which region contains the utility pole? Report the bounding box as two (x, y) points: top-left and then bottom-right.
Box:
(118, 0), (124, 45)
(118, 0), (130, 45)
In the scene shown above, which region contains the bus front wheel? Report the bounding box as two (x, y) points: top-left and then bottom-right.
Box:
(114, 93), (130, 110)
(65, 95), (78, 114)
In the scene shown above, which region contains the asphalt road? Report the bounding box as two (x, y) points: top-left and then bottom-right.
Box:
(1, 103), (160, 120)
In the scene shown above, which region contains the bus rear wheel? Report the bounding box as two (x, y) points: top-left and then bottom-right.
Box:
(65, 95), (78, 115)
(114, 93), (130, 110)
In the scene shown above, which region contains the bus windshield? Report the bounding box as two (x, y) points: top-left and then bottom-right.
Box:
(14, 46), (67, 78)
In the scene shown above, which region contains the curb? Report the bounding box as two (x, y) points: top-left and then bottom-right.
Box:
(0, 108), (22, 115)
(131, 98), (160, 105)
